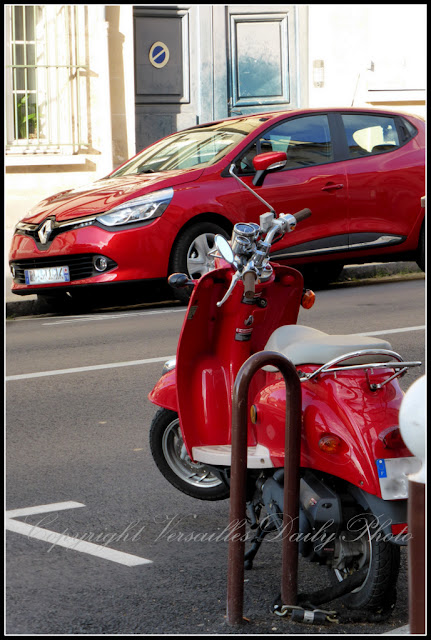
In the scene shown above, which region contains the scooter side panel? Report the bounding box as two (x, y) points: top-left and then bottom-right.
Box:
(175, 265), (304, 459)
(252, 369), (410, 498)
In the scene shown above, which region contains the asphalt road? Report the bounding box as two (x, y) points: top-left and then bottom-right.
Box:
(6, 279), (425, 634)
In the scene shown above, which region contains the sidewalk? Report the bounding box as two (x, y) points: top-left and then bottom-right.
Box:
(5, 261), (424, 318)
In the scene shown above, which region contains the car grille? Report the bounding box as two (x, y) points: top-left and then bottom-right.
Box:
(10, 254), (117, 284)
(15, 216), (98, 246)
(18, 226), (62, 244)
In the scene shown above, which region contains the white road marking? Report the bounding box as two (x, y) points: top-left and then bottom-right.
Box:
(6, 326), (424, 383)
(354, 325), (425, 337)
(6, 502), (152, 567)
(6, 355), (175, 381)
(5, 501), (86, 519)
(42, 307), (186, 325)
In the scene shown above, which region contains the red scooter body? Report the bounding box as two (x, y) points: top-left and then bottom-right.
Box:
(150, 262), (301, 443)
(149, 155), (421, 615)
(149, 260), (413, 501)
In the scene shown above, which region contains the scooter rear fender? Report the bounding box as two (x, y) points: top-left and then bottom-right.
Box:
(252, 367), (413, 498)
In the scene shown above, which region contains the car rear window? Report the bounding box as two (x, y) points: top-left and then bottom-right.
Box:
(341, 114), (400, 158)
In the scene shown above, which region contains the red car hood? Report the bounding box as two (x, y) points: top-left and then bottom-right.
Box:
(22, 169), (205, 223)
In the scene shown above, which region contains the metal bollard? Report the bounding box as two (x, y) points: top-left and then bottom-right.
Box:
(408, 480), (425, 634)
(226, 351), (302, 625)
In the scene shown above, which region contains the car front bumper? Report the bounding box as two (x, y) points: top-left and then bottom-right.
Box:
(9, 218), (174, 295)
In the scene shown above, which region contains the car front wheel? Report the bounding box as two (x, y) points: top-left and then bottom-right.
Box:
(170, 222), (230, 302)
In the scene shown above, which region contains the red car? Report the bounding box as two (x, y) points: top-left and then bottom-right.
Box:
(9, 107), (425, 306)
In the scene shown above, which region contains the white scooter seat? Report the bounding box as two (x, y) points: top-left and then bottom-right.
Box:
(264, 324), (393, 366)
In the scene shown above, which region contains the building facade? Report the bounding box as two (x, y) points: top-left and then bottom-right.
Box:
(4, 4), (426, 268)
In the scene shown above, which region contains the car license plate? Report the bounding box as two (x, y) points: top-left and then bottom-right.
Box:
(24, 266), (70, 285)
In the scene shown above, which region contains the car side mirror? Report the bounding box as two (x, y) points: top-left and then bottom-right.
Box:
(252, 151), (287, 187)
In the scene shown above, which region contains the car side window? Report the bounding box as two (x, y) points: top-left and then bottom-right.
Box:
(260, 115), (333, 168)
(341, 114), (400, 159)
(237, 114), (333, 173)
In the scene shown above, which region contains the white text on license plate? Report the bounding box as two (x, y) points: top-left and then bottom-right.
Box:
(25, 266), (70, 285)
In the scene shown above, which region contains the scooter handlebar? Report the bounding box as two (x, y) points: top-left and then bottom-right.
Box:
(216, 206), (311, 307)
(292, 208), (312, 223)
(243, 270), (256, 299)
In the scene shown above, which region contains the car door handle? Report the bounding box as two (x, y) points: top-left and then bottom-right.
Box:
(322, 183), (344, 192)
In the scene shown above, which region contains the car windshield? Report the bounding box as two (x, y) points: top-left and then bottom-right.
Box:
(109, 117), (267, 176)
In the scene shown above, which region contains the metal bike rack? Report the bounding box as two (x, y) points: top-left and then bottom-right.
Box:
(226, 351), (302, 626)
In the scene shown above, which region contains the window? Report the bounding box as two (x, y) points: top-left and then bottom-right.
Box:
(399, 117), (418, 144)
(341, 114), (400, 159)
(237, 114), (333, 173)
(110, 125), (251, 176)
(5, 5), (89, 154)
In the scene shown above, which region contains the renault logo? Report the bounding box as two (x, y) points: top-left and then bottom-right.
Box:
(38, 219), (53, 244)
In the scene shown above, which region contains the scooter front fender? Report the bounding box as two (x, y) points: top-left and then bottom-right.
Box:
(148, 368), (177, 412)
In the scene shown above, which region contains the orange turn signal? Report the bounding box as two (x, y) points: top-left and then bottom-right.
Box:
(301, 289), (315, 309)
(318, 434), (344, 454)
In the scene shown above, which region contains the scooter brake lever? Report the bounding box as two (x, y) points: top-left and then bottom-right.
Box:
(216, 271), (241, 307)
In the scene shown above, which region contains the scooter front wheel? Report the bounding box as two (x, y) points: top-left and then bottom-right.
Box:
(149, 408), (230, 501)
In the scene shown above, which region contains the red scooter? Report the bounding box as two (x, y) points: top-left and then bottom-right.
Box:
(149, 152), (421, 614)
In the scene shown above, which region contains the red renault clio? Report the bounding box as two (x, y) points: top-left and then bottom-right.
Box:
(9, 107), (425, 307)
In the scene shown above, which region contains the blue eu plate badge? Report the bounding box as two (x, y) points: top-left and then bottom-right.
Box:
(376, 459), (387, 478)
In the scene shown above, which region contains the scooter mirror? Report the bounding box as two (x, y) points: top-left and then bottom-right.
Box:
(215, 235), (234, 265)
(168, 272), (194, 289)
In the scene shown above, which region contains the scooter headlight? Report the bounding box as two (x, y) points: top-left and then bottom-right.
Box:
(162, 358), (177, 376)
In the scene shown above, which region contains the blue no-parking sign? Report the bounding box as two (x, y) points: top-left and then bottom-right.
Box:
(149, 42), (170, 68)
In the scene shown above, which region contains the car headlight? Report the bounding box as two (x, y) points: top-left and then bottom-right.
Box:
(96, 188), (174, 227)
(15, 221), (37, 232)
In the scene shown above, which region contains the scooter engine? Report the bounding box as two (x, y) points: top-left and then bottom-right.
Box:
(260, 470), (343, 563)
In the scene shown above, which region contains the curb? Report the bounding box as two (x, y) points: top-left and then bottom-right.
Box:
(5, 262), (424, 319)
(336, 261), (422, 283)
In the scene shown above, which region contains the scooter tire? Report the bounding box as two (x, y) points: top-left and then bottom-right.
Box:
(329, 512), (400, 612)
(149, 408), (230, 501)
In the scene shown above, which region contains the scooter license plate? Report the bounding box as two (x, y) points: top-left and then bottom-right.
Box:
(24, 266), (70, 285)
(376, 456), (421, 500)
